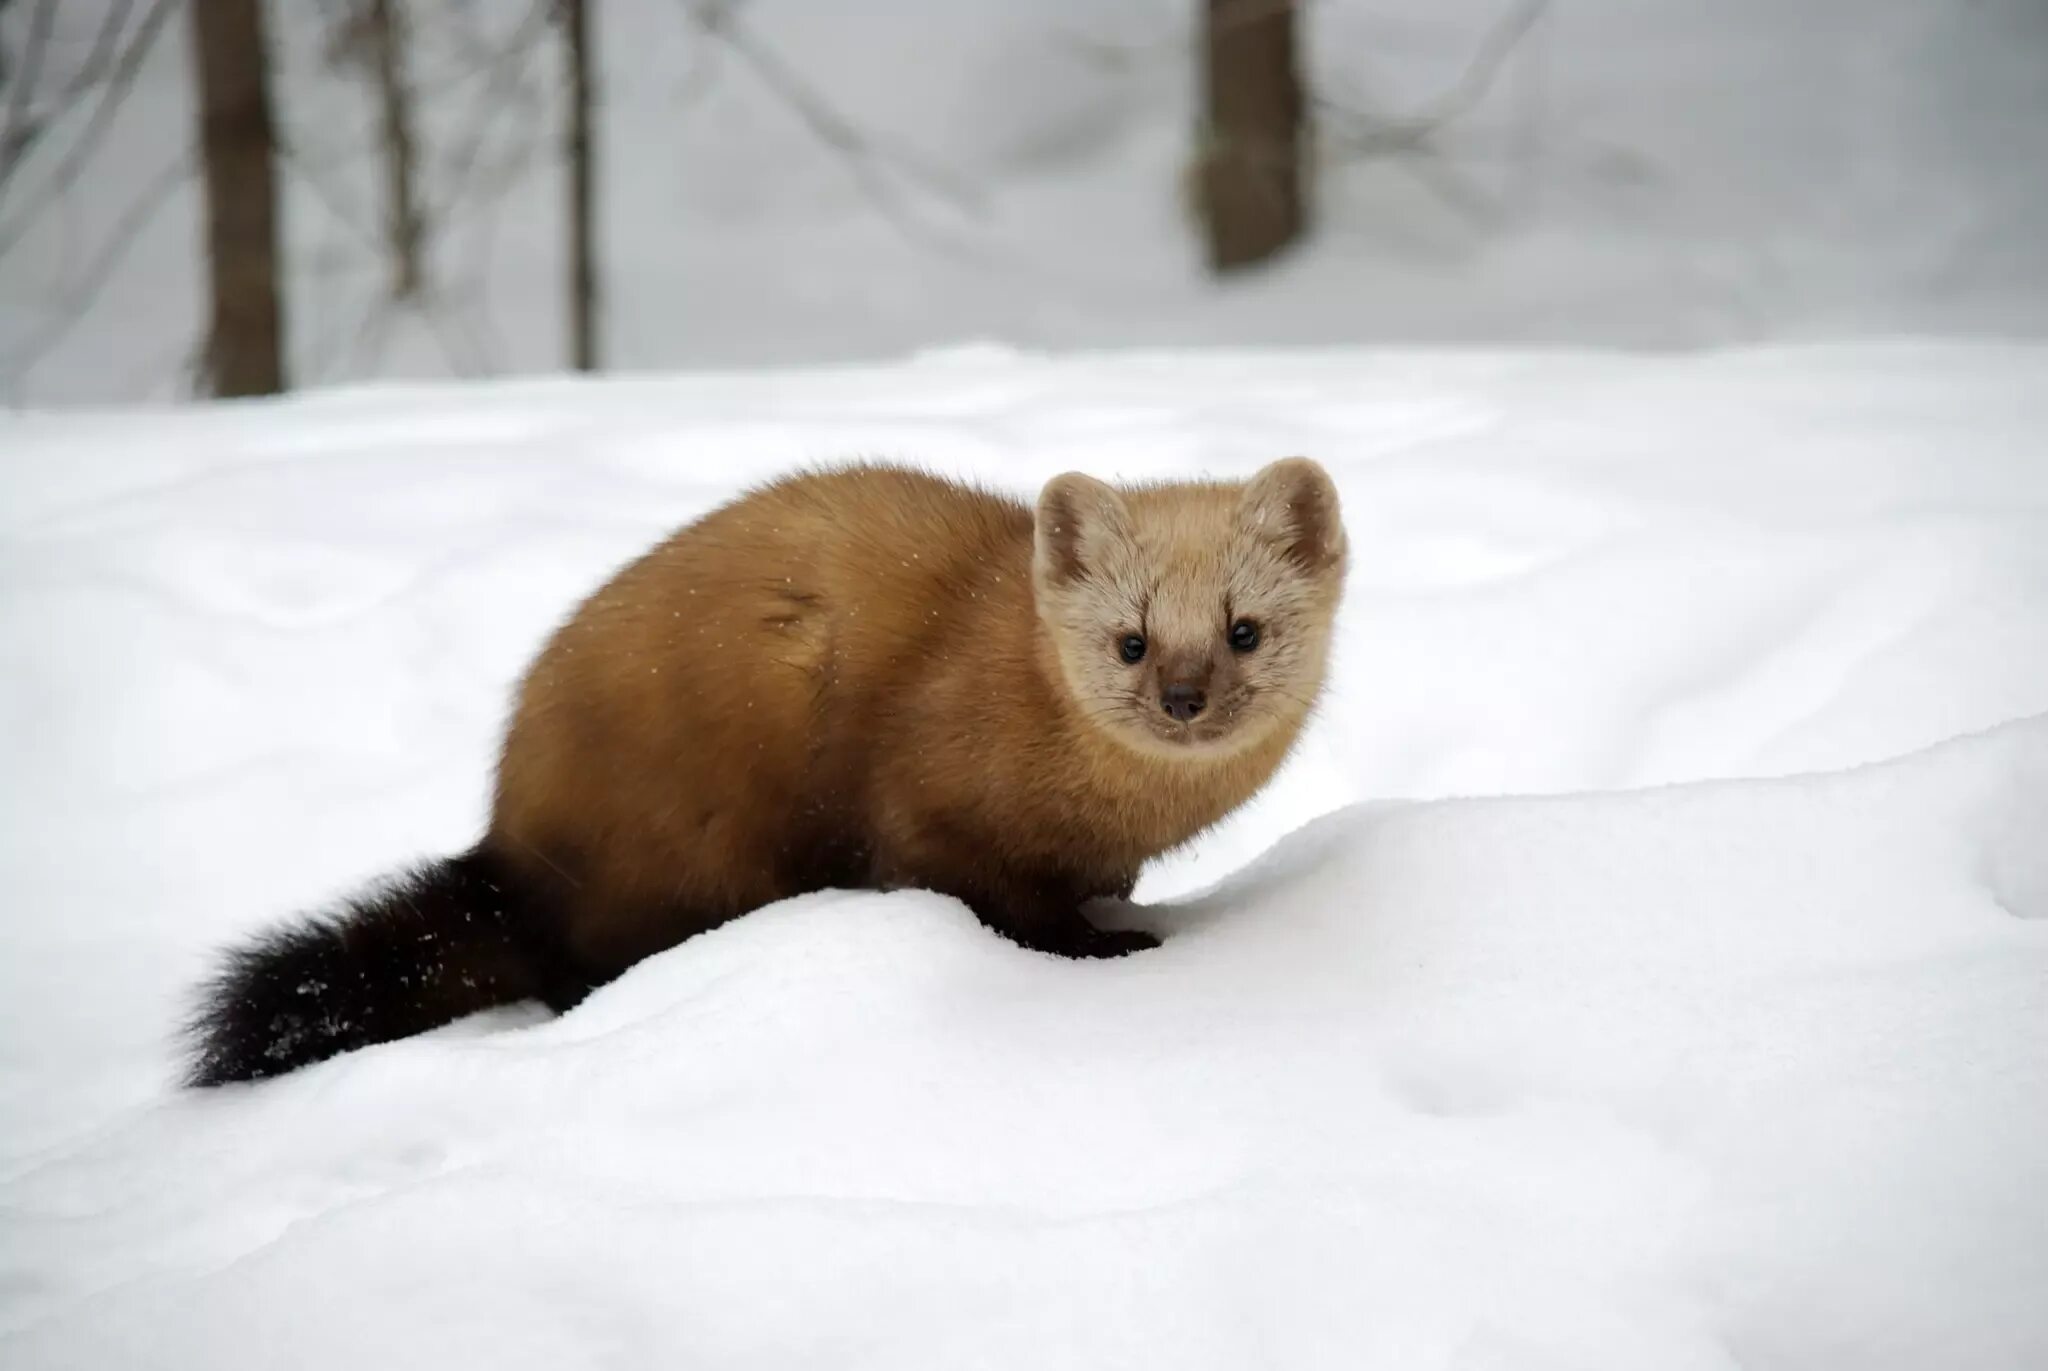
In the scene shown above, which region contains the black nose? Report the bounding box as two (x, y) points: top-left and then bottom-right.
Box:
(1160, 684), (1207, 722)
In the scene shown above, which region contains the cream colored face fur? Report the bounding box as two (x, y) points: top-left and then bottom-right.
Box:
(1032, 458), (1347, 759)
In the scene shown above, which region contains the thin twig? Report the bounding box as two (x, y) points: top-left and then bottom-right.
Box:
(678, 0), (982, 242)
(275, 129), (382, 253)
(427, 0), (550, 225)
(442, 58), (547, 374)
(0, 0), (177, 252)
(281, 143), (497, 383)
(0, 0), (57, 188)
(366, 0), (425, 300)
(0, 150), (191, 391)
(1387, 144), (1500, 227)
(1319, 0), (1548, 156)
(412, 0), (557, 378)
(61, 0), (140, 99)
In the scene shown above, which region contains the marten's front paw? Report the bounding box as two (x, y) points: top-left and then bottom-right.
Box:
(1061, 925), (1160, 959)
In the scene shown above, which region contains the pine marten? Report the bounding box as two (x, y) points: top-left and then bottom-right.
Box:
(185, 459), (1347, 1085)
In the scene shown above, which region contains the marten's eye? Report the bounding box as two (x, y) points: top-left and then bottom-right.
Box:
(1228, 619), (1261, 653)
(1118, 634), (1148, 664)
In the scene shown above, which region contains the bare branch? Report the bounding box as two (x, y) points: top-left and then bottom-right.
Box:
(0, 150), (191, 393)
(436, 66), (549, 378)
(1389, 144), (1502, 228)
(66, 0), (141, 96)
(0, 0), (177, 253)
(1319, 0), (1548, 157)
(277, 127), (502, 386)
(274, 128), (381, 254)
(0, 0), (58, 187)
(381, 7), (425, 296)
(286, 3), (541, 389)
(315, 0), (556, 384)
(678, 0), (982, 240)
(414, 0), (549, 378)
(427, 0), (551, 225)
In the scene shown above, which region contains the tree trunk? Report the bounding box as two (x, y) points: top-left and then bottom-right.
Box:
(191, 0), (285, 396)
(560, 0), (596, 372)
(1196, 0), (1310, 273)
(366, 0), (423, 300)
(0, 0), (54, 184)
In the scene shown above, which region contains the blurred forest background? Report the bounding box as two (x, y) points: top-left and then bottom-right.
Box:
(2, 0), (2045, 407)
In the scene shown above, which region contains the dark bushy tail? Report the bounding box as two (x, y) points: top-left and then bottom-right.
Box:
(183, 847), (569, 1087)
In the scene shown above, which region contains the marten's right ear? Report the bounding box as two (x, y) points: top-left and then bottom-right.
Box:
(1239, 457), (1346, 576)
(1035, 473), (1134, 588)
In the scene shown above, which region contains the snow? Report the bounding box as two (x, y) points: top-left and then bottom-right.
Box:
(6, 0), (2048, 405)
(3, 342), (2047, 1369)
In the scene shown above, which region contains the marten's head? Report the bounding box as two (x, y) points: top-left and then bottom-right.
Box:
(1032, 458), (1346, 759)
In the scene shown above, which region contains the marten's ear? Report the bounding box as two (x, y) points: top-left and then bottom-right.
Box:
(1035, 472), (1135, 587)
(1239, 457), (1345, 575)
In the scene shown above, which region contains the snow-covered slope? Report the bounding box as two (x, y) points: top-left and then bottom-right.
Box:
(3, 344), (2047, 1368)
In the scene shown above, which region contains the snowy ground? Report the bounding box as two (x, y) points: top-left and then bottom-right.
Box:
(3, 343), (2047, 1368)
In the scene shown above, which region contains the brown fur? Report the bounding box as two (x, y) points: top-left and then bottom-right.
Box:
(184, 459), (1345, 1084)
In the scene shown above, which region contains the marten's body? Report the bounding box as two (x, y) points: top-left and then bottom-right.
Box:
(187, 460), (1346, 1086)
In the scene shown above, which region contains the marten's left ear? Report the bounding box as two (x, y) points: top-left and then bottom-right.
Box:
(1239, 457), (1345, 575)
(1035, 472), (1136, 588)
